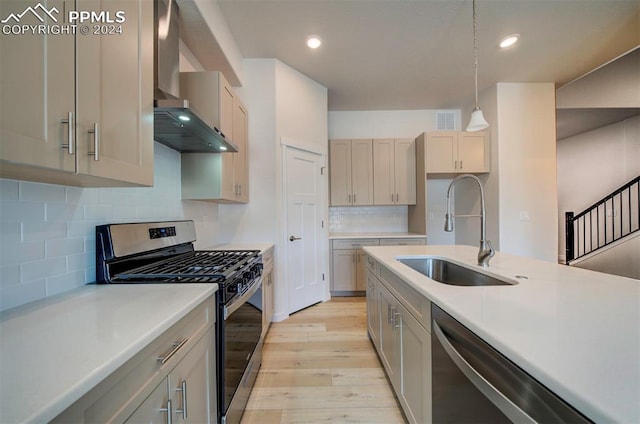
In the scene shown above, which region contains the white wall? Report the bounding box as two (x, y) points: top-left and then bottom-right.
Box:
(557, 115), (640, 260)
(0, 143), (221, 311)
(456, 83), (558, 262)
(328, 109), (460, 242)
(219, 58), (328, 322)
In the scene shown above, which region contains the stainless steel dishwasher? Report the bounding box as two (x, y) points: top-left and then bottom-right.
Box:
(431, 304), (592, 423)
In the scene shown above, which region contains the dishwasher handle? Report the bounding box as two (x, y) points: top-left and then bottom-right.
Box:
(432, 319), (536, 424)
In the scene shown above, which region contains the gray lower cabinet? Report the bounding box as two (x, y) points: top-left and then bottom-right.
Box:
(331, 237), (424, 294)
(126, 328), (214, 424)
(367, 257), (431, 424)
(52, 296), (216, 424)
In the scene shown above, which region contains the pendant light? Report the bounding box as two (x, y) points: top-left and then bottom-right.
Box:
(466, 0), (489, 132)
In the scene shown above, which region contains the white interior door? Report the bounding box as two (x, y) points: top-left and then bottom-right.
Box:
(285, 146), (325, 314)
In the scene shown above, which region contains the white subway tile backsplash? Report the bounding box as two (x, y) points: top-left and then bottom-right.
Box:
(0, 279), (46, 311)
(1, 240), (45, 265)
(46, 238), (84, 258)
(46, 270), (85, 297)
(0, 265), (20, 287)
(0, 142), (223, 311)
(20, 181), (66, 202)
(84, 205), (114, 222)
(21, 257), (67, 282)
(0, 179), (19, 200)
(1, 200), (45, 222)
(329, 205), (408, 233)
(22, 221), (67, 242)
(46, 203), (84, 222)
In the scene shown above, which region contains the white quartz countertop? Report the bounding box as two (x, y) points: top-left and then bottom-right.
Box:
(0, 283), (217, 424)
(329, 232), (426, 239)
(363, 245), (639, 423)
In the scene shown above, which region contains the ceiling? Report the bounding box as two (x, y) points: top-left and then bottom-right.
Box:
(217, 0), (639, 112)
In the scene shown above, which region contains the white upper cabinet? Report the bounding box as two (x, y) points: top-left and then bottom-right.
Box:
(0, 0), (75, 174)
(181, 72), (249, 203)
(373, 138), (416, 205)
(0, 0), (154, 187)
(329, 139), (374, 206)
(425, 131), (489, 174)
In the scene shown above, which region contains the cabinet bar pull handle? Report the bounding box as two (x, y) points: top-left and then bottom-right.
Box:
(393, 311), (401, 329)
(60, 112), (74, 154)
(353, 193), (356, 203)
(460, 160), (463, 169)
(159, 399), (172, 424)
(391, 193), (394, 202)
(87, 123), (99, 161)
(348, 193), (351, 203)
(390, 307), (396, 327)
(454, 160), (458, 169)
(157, 337), (188, 364)
(175, 380), (187, 419)
(387, 303), (393, 324)
(396, 193), (399, 202)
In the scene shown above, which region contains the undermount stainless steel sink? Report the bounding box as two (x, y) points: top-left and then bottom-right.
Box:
(398, 257), (516, 286)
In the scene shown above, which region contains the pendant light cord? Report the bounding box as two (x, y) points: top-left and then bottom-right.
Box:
(473, 0), (479, 109)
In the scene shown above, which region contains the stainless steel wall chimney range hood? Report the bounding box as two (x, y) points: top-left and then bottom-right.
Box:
(153, 0), (237, 153)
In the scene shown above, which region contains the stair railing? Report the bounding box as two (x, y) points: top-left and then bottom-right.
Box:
(565, 176), (639, 263)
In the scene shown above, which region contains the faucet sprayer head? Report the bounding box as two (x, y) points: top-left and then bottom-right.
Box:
(444, 213), (454, 232)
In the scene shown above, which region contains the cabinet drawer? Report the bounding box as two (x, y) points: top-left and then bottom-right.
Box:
(333, 239), (380, 249)
(379, 266), (430, 332)
(379, 238), (425, 246)
(52, 295), (215, 424)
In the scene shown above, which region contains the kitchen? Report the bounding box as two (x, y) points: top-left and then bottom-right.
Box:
(1, 0), (639, 423)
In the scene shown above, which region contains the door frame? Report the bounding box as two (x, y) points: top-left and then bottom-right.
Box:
(276, 137), (330, 320)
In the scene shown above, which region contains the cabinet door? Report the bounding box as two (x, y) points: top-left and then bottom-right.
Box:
(332, 249), (357, 291)
(76, 0), (153, 186)
(398, 304), (431, 424)
(356, 250), (367, 291)
(220, 75), (236, 200)
(168, 330), (215, 424)
(373, 139), (395, 205)
(394, 138), (416, 204)
(425, 132), (456, 173)
(125, 379), (170, 424)
(351, 139), (374, 205)
(458, 131), (489, 172)
(366, 272), (380, 346)
(0, 0), (75, 173)
(329, 139), (352, 206)
(232, 100), (249, 202)
(378, 283), (400, 391)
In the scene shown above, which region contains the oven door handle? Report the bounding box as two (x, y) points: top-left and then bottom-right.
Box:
(224, 277), (262, 320)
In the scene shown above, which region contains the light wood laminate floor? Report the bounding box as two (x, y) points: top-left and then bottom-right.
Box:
(241, 297), (406, 424)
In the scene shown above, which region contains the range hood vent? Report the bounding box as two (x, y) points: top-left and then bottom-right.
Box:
(153, 0), (237, 153)
(154, 99), (238, 153)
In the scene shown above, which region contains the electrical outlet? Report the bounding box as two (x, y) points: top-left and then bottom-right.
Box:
(519, 211), (530, 221)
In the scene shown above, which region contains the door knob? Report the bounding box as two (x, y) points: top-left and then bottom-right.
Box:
(289, 235), (302, 242)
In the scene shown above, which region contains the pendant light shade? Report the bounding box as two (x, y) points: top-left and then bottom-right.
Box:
(466, 107), (489, 132)
(466, 0), (489, 132)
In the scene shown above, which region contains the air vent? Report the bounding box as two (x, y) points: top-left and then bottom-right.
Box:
(436, 111), (456, 131)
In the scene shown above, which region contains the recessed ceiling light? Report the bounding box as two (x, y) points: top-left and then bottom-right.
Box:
(306, 35), (322, 49)
(500, 34), (519, 48)
(177, 114), (191, 122)
(219, 146), (228, 151)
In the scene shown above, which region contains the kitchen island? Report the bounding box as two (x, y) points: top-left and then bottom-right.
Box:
(364, 244), (639, 423)
(0, 283), (217, 423)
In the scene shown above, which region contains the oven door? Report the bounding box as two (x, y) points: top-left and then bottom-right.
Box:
(221, 277), (263, 424)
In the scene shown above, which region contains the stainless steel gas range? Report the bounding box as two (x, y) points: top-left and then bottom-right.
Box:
(96, 220), (263, 424)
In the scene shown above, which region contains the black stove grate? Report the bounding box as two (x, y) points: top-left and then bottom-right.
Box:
(114, 250), (259, 282)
